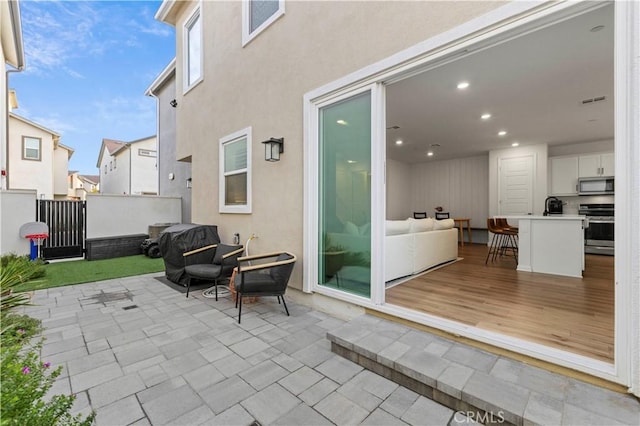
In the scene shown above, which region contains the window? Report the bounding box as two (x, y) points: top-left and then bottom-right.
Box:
(113, 158), (116, 169)
(219, 127), (252, 213)
(22, 137), (41, 161)
(110, 161), (112, 171)
(184, 7), (202, 91)
(104, 165), (107, 174)
(242, 0), (284, 46)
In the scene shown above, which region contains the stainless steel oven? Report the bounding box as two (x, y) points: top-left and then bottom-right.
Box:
(579, 203), (614, 256)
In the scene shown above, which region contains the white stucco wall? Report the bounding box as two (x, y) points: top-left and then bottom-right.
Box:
(130, 137), (158, 195)
(53, 147), (69, 197)
(100, 147), (130, 194)
(0, 190), (36, 255)
(8, 115), (55, 199)
(85, 194), (181, 239)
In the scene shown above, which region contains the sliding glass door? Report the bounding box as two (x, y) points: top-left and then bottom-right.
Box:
(318, 91), (372, 297)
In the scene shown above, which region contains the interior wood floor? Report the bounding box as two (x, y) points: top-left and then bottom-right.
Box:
(386, 243), (615, 363)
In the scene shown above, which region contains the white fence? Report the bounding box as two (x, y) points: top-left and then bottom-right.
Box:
(0, 190), (37, 255)
(0, 191), (182, 256)
(85, 194), (181, 239)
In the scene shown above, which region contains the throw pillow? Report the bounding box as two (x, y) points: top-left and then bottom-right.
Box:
(343, 221), (360, 236)
(433, 218), (455, 230)
(386, 219), (411, 236)
(409, 218), (434, 233)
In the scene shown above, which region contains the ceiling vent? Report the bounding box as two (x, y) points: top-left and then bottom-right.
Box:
(581, 96), (607, 105)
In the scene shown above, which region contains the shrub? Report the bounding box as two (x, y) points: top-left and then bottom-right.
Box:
(0, 314), (96, 425)
(1, 340), (94, 426)
(0, 254), (45, 312)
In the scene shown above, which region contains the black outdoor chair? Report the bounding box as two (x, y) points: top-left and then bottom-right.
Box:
(183, 244), (244, 299)
(235, 251), (296, 323)
(413, 212), (428, 219)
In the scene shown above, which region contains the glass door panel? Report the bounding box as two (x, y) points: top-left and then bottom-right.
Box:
(318, 92), (372, 297)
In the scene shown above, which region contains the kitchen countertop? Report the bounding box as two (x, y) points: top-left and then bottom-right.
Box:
(496, 215), (586, 220)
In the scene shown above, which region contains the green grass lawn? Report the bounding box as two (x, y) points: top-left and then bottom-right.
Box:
(16, 255), (165, 292)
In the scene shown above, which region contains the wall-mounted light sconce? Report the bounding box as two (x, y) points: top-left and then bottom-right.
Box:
(186, 177), (192, 189)
(261, 137), (284, 162)
(169, 99), (178, 108)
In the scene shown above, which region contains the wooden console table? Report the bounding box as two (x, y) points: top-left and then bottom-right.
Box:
(453, 218), (472, 246)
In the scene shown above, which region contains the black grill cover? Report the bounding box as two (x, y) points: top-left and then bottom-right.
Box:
(158, 224), (221, 285)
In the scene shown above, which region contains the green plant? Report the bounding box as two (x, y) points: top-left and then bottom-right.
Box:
(1, 340), (95, 426)
(0, 312), (41, 343)
(0, 254), (45, 312)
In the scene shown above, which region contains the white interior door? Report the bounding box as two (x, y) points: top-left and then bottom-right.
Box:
(499, 155), (534, 215)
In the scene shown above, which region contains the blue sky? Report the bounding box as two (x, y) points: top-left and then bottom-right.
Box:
(10, 0), (175, 175)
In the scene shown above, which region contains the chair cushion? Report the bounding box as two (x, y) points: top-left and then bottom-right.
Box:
(238, 272), (280, 294)
(185, 264), (223, 280)
(433, 218), (455, 230)
(213, 244), (240, 264)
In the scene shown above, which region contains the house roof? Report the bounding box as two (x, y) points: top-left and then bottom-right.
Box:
(9, 113), (61, 139)
(58, 142), (74, 158)
(145, 58), (176, 97)
(1, 0), (25, 69)
(96, 136), (155, 167)
(79, 175), (100, 185)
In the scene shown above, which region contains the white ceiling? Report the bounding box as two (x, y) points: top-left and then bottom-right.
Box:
(386, 4), (614, 163)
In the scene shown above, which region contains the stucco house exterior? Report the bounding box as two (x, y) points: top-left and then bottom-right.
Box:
(6, 113), (73, 200)
(145, 58), (192, 222)
(68, 171), (99, 200)
(96, 136), (158, 195)
(1, 0), (24, 191)
(155, 0), (640, 396)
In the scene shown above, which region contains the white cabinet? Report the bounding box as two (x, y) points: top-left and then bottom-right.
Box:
(549, 156), (578, 195)
(578, 153), (615, 177)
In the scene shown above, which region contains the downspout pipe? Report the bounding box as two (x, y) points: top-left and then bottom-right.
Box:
(3, 0), (26, 190)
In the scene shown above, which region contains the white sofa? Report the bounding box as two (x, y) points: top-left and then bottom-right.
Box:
(326, 217), (458, 282)
(385, 218), (458, 282)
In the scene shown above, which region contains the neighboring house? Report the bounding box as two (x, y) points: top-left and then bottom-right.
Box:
(145, 58), (192, 222)
(7, 113), (73, 199)
(96, 136), (158, 195)
(155, 0), (640, 396)
(1, 0), (25, 191)
(68, 171), (99, 200)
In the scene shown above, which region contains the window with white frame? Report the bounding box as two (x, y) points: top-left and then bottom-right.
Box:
(219, 127), (252, 213)
(242, 0), (284, 46)
(184, 7), (202, 91)
(22, 136), (41, 161)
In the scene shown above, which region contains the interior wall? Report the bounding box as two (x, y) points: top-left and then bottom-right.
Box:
(386, 158), (412, 220)
(409, 155), (489, 228)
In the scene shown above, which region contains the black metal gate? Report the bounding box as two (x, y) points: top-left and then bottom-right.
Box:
(36, 200), (86, 260)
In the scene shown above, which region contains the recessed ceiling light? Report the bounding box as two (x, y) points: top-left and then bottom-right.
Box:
(347, 160), (357, 164)
(498, 130), (507, 137)
(511, 142), (519, 147)
(336, 119), (348, 125)
(395, 139), (403, 146)
(481, 113), (492, 120)
(457, 81), (470, 90)
(590, 25), (605, 32)
(427, 151), (434, 157)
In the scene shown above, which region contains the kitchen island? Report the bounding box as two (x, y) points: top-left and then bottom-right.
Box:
(498, 215), (586, 278)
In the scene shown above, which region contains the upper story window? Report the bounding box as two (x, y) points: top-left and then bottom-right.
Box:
(184, 6), (203, 92)
(110, 161), (113, 171)
(104, 165), (107, 175)
(242, 0), (284, 46)
(113, 158), (116, 169)
(22, 136), (41, 161)
(219, 127), (252, 214)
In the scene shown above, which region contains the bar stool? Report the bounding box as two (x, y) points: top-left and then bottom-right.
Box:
(485, 218), (518, 264)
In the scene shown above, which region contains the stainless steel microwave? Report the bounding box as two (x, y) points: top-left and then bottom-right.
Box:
(578, 176), (614, 195)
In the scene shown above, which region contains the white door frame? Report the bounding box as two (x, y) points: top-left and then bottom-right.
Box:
(303, 0), (639, 391)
